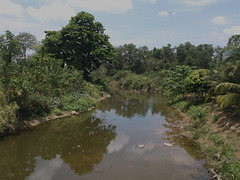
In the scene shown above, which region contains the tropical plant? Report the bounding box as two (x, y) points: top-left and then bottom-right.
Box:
(185, 69), (210, 100)
(215, 46), (240, 111)
(162, 65), (194, 99)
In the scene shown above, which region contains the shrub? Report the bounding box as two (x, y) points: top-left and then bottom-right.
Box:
(0, 89), (19, 134)
(17, 93), (51, 120)
(60, 93), (96, 113)
(186, 105), (207, 128)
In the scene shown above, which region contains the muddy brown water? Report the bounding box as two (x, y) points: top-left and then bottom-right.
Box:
(0, 91), (211, 180)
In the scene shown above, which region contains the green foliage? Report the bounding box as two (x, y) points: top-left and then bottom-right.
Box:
(227, 34), (240, 47)
(215, 63), (240, 111)
(209, 133), (225, 145)
(53, 108), (63, 116)
(220, 160), (240, 180)
(185, 69), (210, 99)
(60, 94), (96, 113)
(0, 85), (19, 134)
(43, 11), (116, 79)
(192, 126), (210, 139)
(216, 93), (240, 110)
(109, 70), (151, 91)
(172, 100), (191, 112)
(0, 30), (21, 90)
(17, 94), (51, 120)
(162, 65), (194, 99)
(16, 32), (37, 62)
(187, 105), (207, 128)
(221, 143), (235, 159)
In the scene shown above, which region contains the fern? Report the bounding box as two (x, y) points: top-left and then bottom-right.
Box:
(216, 93), (240, 109)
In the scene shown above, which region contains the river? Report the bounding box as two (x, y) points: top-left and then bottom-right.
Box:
(0, 91), (210, 180)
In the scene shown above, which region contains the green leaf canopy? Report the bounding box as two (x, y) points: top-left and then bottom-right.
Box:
(43, 12), (116, 79)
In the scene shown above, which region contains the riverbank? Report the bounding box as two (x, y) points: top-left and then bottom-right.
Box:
(174, 100), (240, 180)
(3, 93), (111, 136)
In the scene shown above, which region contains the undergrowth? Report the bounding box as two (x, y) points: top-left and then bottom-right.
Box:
(171, 96), (240, 180)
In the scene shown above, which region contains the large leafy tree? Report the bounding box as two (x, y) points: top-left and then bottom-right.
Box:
(16, 32), (37, 63)
(162, 65), (193, 99)
(43, 12), (116, 79)
(0, 30), (21, 89)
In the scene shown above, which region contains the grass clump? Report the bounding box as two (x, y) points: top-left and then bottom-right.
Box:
(209, 133), (225, 145)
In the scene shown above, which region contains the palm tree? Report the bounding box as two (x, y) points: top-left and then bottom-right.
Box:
(214, 46), (240, 112)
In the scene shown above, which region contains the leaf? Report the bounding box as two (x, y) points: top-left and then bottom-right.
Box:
(215, 83), (240, 94)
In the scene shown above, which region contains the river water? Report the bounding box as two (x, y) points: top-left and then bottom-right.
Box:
(0, 91), (210, 180)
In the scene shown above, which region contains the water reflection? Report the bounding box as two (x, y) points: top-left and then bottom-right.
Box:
(27, 155), (63, 180)
(0, 113), (116, 179)
(0, 90), (210, 180)
(107, 132), (130, 153)
(99, 90), (150, 118)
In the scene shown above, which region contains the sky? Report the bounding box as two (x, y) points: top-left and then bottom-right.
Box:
(0, 0), (240, 49)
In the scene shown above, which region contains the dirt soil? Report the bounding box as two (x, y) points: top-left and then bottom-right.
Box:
(178, 105), (240, 161)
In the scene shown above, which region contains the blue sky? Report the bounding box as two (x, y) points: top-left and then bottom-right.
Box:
(0, 0), (240, 49)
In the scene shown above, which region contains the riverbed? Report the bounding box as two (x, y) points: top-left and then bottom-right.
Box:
(0, 91), (210, 180)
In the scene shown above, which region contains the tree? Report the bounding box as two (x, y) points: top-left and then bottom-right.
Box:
(0, 30), (21, 88)
(176, 44), (186, 64)
(162, 65), (193, 99)
(43, 12), (116, 79)
(185, 69), (209, 100)
(215, 64), (240, 111)
(16, 32), (37, 63)
(214, 45), (240, 111)
(227, 34), (240, 47)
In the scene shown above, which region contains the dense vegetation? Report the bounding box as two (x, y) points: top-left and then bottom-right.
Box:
(1, 10), (240, 179)
(0, 12), (114, 135)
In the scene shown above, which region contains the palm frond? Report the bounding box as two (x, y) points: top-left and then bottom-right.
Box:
(223, 65), (235, 76)
(216, 93), (240, 109)
(233, 65), (240, 82)
(215, 82), (240, 94)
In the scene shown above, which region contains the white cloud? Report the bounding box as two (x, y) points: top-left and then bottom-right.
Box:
(27, 155), (63, 180)
(181, 0), (219, 6)
(140, 0), (157, 4)
(211, 25), (240, 46)
(107, 132), (130, 153)
(0, 0), (25, 18)
(223, 25), (240, 35)
(67, 0), (133, 14)
(158, 11), (169, 16)
(149, 0), (157, 3)
(211, 16), (228, 25)
(27, 1), (76, 22)
(0, 0), (27, 33)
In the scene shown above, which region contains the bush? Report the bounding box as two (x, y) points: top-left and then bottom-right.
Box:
(60, 93), (96, 113)
(53, 108), (63, 116)
(186, 105), (207, 128)
(17, 93), (51, 120)
(0, 89), (19, 134)
(172, 100), (191, 112)
(109, 70), (151, 91)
